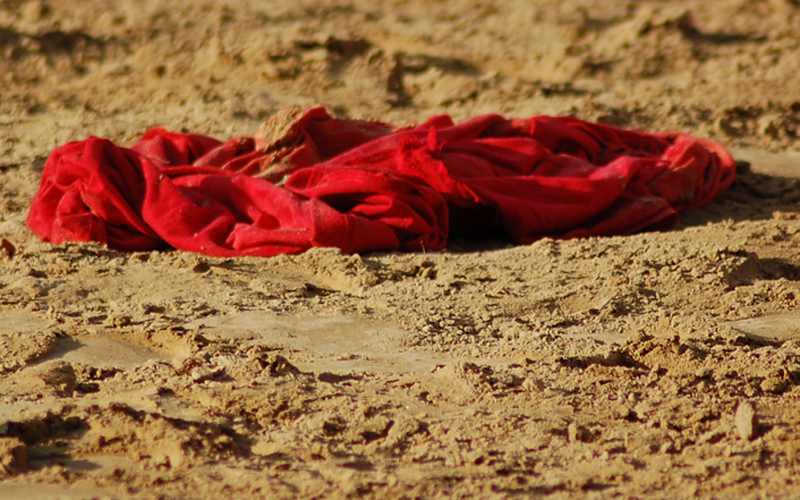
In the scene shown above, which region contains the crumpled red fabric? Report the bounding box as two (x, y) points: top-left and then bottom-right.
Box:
(27, 106), (736, 257)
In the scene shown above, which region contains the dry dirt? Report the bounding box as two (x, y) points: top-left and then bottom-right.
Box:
(2, 0), (800, 498)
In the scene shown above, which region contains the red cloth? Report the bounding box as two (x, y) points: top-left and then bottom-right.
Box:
(27, 106), (736, 257)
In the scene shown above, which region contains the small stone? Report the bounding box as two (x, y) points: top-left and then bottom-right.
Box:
(614, 404), (634, 420)
(521, 378), (545, 392)
(695, 367), (712, 379)
(20, 0), (46, 24)
(567, 423), (580, 442)
(567, 423), (595, 443)
(628, 330), (652, 344)
(103, 314), (132, 328)
(190, 367), (221, 383)
(0, 238), (15, 259)
(761, 376), (789, 395)
(660, 441), (676, 453)
(758, 114), (781, 139)
(29, 360), (77, 395)
(0, 437), (28, 476)
(734, 401), (757, 440)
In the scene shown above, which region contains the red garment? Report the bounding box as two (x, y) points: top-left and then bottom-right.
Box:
(27, 106), (736, 257)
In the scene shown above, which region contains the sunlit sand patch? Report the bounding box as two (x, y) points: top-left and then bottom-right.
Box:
(0, 482), (132, 500)
(185, 312), (452, 373)
(727, 312), (800, 344)
(0, 311), (49, 335)
(39, 336), (172, 370)
(731, 148), (800, 177)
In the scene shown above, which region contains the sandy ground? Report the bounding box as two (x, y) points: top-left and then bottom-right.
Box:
(2, 0), (800, 498)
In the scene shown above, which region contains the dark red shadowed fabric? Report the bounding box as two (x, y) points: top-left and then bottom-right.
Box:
(27, 106), (736, 257)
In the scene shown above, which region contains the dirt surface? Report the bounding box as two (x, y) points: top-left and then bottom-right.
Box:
(2, 0), (800, 498)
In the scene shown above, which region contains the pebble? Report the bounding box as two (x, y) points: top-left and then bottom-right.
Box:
(29, 360), (77, 395)
(761, 376), (789, 395)
(614, 404), (634, 420)
(758, 114), (781, 139)
(567, 422), (594, 443)
(521, 378), (545, 392)
(20, 0), (45, 24)
(0, 437), (28, 476)
(734, 401), (757, 440)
